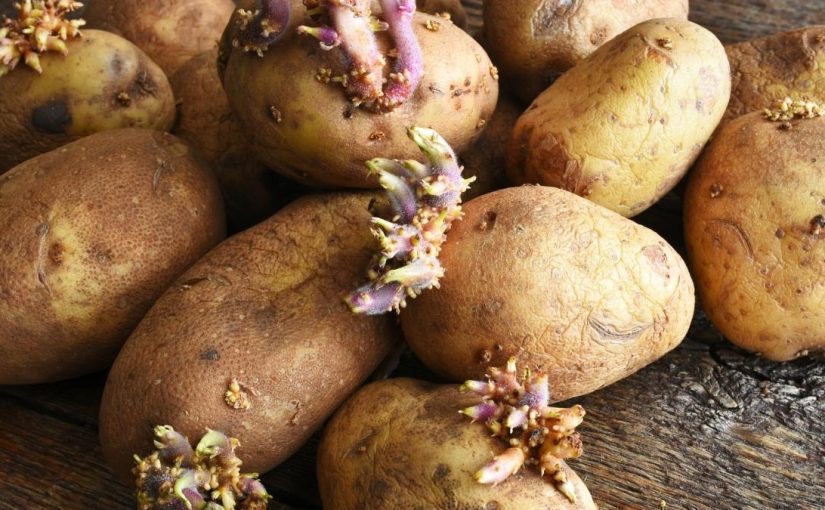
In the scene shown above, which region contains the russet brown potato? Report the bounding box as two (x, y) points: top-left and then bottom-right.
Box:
(0, 129), (225, 384)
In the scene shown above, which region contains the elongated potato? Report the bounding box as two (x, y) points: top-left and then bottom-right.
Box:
(318, 378), (596, 510)
(0, 29), (175, 172)
(0, 129), (225, 384)
(100, 192), (396, 481)
(401, 186), (695, 401)
(508, 18), (731, 217)
(684, 111), (825, 360)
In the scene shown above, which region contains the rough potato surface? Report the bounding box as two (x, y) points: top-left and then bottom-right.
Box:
(0, 30), (175, 172)
(684, 112), (825, 361)
(401, 186), (695, 401)
(318, 378), (596, 510)
(100, 193), (396, 481)
(0, 129), (225, 384)
(508, 18), (730, 217)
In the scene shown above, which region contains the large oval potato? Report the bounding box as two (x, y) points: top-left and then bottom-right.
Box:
(0, 29), (175, 172)
(0, 129), (225, 384)
(84, 0), (234, 75)
(318, 378), (596, 510)
(725, 26), (825, 123)
(222, 5), (498, 188)
(100, 192), (396, 481)
(684, 111), (825, 361)
(401, 186), (695, 401)
(508, 18), (730, 217)
(483, 0), (689, 103)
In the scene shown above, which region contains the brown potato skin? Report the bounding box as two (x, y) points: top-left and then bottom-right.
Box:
(221, 7), (498, 188)
(684, 112), (825, 361)
(725, 26), (825, 123)
(0, 29), (175, 172)
(400, 186), (694, 401)
(84, 0), (235, 75)
(508, 18), (730, 218)
(318, 378), (596, 510)
(100, 192), (396, 481)
(483, 0), (689, 103)
(0, 129), (225, 384)
(171, 49), (305, 232)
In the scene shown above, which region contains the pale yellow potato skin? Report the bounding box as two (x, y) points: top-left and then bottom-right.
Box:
(684, 112), (825, 361)
(484, 0), (689, 103)
(400, 186), (695, 401)
(0, 129), (225, 384)
(221, 8), (498, 189)
(508, 18), (731, 218)
(0, 29), (175, 172)
(84, 0), (234, 75)
(318, 378), (596, 510)
(100, 192), (396, 481)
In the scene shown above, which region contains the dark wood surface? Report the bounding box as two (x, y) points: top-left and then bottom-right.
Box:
(2, 1), (825, 509)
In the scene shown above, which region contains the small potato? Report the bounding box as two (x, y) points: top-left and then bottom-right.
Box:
(508, 18), (731, 217)
(684, 111), (825, 361)
(0, 129), (225, 384)
(318, 378), (596, 510)
(84, 0), (235, 75)
(0, 29), (175, 172)
(401, 186), (695, 401)
(100, 192), (396, 481)
(484, 0), (688, 103)
(725, 26), (825, 123)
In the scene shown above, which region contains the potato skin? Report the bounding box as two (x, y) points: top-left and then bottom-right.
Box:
(100, 192), (396, 481)
(684, 112), (825, 361)
(725, 26), (825, 123)
(318, 378), (595, 510)
(417, 0), (467, 29)
(221, 7), (498, 188)
(508, 18), (731, 217)
(0, 29), (175, 172)
(0, 129), (225, 384)
(400, 186), (694, 401)
(483, 0), (688, 103)
(84, 0), (235, 75)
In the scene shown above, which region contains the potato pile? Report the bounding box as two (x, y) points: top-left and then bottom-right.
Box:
(1, 0), (824, 508)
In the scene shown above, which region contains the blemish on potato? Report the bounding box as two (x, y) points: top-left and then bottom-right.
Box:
(115, 92), (131, 107)
(775, 228), (786, 239)
(709, 184), (724, 198)
(31, 100), (72, 134)
(268, 105), (283, 123)
(479, 349), (492, 363)
(432, 463), (450, 481)
(477, 211), (497, 231)
(48, 243), (64, 265)
(809, 215), (825, 236)
(199, 348), (220, 361)
(368, 131), (385, 142)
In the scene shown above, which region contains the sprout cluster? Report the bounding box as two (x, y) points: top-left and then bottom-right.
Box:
(232, 0), (292, 56)
(346, 126), (473, 315)
(460, 359), (586, 503)
(134, 426), (270, 510)
(0, 0), (84, 77)
(763, 97), (825, 122)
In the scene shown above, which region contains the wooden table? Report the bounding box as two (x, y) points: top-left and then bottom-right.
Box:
(2, 1), (824, 509)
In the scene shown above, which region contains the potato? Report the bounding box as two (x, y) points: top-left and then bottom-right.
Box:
(83, 0), (235, 75)
(684, 111), (825, 361)
(0, 29), (175, 172)
(400, 186), (695, 402)
(508, 18), (731, 217)
(318, 378), (596, 510)
(99, 192), (396, 481)
(483, 0), (688, 103)
(170, 49), (305, 231)
(725, 26), (825, 123)
(0, 129), (225, 385)
(221, 3), (498, 188)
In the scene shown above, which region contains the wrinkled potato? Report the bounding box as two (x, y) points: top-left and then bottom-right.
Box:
(221, 3), (498, 188)
(684, 111), (825, 361)
(84, 0), (235, 75)
(508, 18), (731, 217)
(171, 49), (305, 231)
(318, 378), (596, 510)
(401, 186), (695, 401)
(100, 192), (396, 481)
(483, 0), (689, 103)
(0, 29), (175, 172)
(725, 26), (825, 123)
(0, 129), (225, 384)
